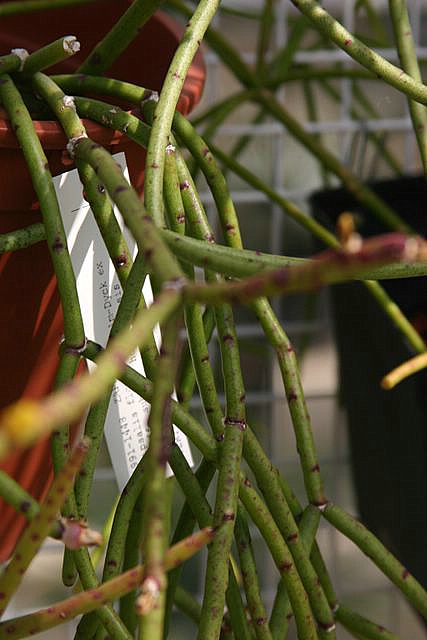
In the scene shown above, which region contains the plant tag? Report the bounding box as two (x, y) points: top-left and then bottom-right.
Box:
(54, 152), (193, 491)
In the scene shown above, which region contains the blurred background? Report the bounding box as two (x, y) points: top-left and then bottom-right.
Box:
(8, 0), (427, 637)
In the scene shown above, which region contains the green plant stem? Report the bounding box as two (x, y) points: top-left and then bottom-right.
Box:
(0, 53), (26, 75)
(77, 0), (163, 75)
(138, 316), (179, 639)
(266, 15), (309, 87)
(0, 75), (85, 349)
(269, 505), (323, 638)
(73, 549), (133, 640)
(5, 221), (426, 282)
(144, 0), (220, 225)
(0, 528), (215, 639)
(164, 229), (427, 281)
(205, 140), (425, 354)
(269, 578), (291, 640)
(76, 137), (184, 282)
(335, 605), (400, 640)
(169, 4), (411, 232)
(174, 586), (201, 625)
(165, 150), (247, 640)
(21, 36), (80, 75)
(32, 76), (182, 285)
(102, 458), (146, 584)
(51, 350), (81, 587)
(0, 440), (89, 617)
(0, 224), (45, 253)
(323, 503), (427, 619)
(173, 118), (336, 635)
(0, 289), (181, 457)
(235, 507), (272, 640)
(183, 233), (423, 306)
(74, 252), (149, 520)
(239, 476), (318, 640)
(289, 0), (427, 106)
(120, 489), (144, 635)
(168, 447), (253, 640)
(171, 148), (327, 638)
(388, 0), (427, 172)
(163, 459), (215, 636)
(53, 73), (147, 103)
(256, 0), (274, 77)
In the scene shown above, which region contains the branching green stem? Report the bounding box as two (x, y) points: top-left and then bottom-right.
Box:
(0, 528), (215, 639)
(388, 0), (427, 172)
(290, 0), (427, 106)
(144, 0), (220, 224)
(138, 316), (179, 638)
(0, 440), (89, 617)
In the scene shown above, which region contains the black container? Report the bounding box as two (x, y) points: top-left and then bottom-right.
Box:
(310, 176), (427, 589)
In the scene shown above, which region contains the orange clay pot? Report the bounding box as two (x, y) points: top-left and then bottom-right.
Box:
(0, 0), (205, 561)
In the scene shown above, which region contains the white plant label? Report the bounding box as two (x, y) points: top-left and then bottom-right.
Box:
(54, 152), (193, 491)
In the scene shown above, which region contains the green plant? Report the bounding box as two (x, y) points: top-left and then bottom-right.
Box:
(0, 1), (426, 639)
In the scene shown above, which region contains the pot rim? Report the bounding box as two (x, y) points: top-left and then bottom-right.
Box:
(0, 10), (205, 149)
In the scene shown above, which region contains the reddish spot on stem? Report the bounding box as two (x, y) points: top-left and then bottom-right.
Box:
(180, 180), (190, 191)
(114, 185), (127, 195)
(255, 250), (262, 256)
(20, 501), (31, 513)
(113, 351), (126, 369)
(144, 248), (153, 262)
(201, 355), (209, 363)
(311, 464), (320, 472)
(287, 532), (298, 542)
(244, 477), (252, 487)
(5, 625), (16, 634)
(280, 561), (293, 573)
(51, 236), (64, 253)
(30, 533), (40, 542)
(222, 334), (234, 345)
(256, 617), (267, 626)
(271, 269), (289, 288)
(150, 162), (159, 169)
(177, 213), (185, 224)
(216, 432), (225, 441)
(225, 223), (235, 232)
(115, 254), (128, 268)
(402, 569), (410, 580)
(202, 147), (210, 157)
(287, 390), (297, 402)
(344, 39), (352, 46)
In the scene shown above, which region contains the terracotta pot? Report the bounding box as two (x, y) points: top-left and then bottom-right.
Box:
(0, 0), (205, 561)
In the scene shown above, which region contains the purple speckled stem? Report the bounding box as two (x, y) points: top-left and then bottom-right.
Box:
(0, 528), (216, 639)
(0, 439), (90, 618)
(323, 503), (427, 620)
(184, 234), (425, 306)
(138, 315), (180, 638)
